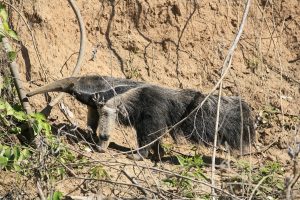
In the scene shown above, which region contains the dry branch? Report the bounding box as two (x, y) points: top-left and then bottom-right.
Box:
(46, 0), (86, 108)
(210, 0), (252, 198)
(36, 181), (46, 200)
(0, 19), (31, 114)
(121, 169), (148, 196)
(1, 0), (47, 81)
(286, 145), (300, 200)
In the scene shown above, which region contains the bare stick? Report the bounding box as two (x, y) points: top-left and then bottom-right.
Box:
(59, 160), (77, 177)
(59, 176), (165, 199)
(241, 139), (277, 156)
(1, 0), (47, 81)
(96, 159), (242, 200)
(210, 0), (252, 198)
(211, 75), (224, 198)
(0, 19), (32, 114)
(121, 169), (148, 196)
(286, 146), (300, 200)
(2, 0), (86, 115)
(36, 181), (46, 200)
(48, 0), (86, 107)
(249, 175), (271, 200)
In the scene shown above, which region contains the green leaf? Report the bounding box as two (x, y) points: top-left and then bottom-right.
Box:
(57, 167), (66, 177)
(13, 146), (21, 161)
(8, 51), (17, 62)
(3, 147), (11, 158)
(0, 156), (8, 168)
(0, 5), (8, 22)
(90, 165), (108, 179)
(30, 112), (51, 135)
(60, 149), (76, 162)
(4, 101), (14, 115)
(10, 127), (21, 134)
(33, 112), (47, 121)
(163, 178), (176, 187)
(276, 181), (284, 190)
(12, 109), (27, 121)
(32, 121), (42, 135)
(0, 101), (5, 109)
(0, 113), (11, 126)
(0, 144), (4, 153)
(20, 149), (31, 161)
(51, 191), (63, 200)
(177, 155), (186, 166)
(13, 163), (21, 171)
(2, 21), (9, 31)
(42, 122), (51, 135)
(192, 154), (203, 166)
(7, 29), (19, 41)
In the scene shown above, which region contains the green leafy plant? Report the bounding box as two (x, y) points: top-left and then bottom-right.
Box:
(0, 100), (27, 121)
(0, 144), (31, 171)
(163, 154), (207, 198)
(233, 160), (284, 198)
(0, 3), (19, 62)
(255, 161), (284, 192)
(30, 112), (51, 136)
(90, 165), (109, 179)
(161, 143), (174, 154)
(0, 4), (19, 41)
(48, 191), (63, 200)
(0, 100), (51, 136)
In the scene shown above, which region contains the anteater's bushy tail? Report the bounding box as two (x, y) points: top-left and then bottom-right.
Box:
(181, 94), (255, 149)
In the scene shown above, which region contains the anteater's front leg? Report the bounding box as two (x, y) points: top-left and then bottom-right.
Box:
(87, 106), (99, 134)
(127, 113), (166, 161)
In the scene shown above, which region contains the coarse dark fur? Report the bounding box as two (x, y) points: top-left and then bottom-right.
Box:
(27, 75), (255, 160)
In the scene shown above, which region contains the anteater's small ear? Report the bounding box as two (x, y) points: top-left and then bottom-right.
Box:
(117, 104), (128, 117)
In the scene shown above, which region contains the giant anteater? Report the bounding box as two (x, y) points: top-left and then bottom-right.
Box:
(27, 75), (255, 160)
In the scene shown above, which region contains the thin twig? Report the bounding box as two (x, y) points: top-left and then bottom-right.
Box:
(121, 169), (148, 196)
(211, 73), (224, 199)
(210, 0), (252, 198)
(249, 175), (271, 200)
(0, 0), (47, 81)
(0, 18), (32, 114)
(286, 147), (300, 200)
(175, 0), (198, 87)
(59, 160), (77, 177)
(48, 0), (86, 107)
(36, 181), (46, 200)
(104, 160), (241, 200)
(58, 176), (165, 199)
(241, 139), (277, 156)
(65, 146), (240, 199)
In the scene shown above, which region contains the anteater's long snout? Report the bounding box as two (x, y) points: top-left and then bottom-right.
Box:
(26, 77), (78, 97)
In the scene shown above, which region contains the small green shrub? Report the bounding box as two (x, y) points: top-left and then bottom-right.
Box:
(48, 191), (63, 200)
(0, 144), (31, 171)
(163, 154), (208, 198)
